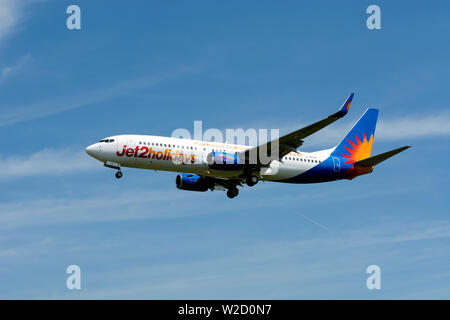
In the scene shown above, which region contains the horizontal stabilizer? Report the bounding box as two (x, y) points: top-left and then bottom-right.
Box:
(354, 146), (411, 167)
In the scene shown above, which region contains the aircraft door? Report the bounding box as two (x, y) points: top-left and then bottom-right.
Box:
(332, 157), (340, 173)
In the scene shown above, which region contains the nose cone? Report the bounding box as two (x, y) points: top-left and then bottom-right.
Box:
(85, 143), (101, 159)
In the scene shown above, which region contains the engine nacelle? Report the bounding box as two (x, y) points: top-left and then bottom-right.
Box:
(176, 173), (210, 192)
(206, 152), (243, 171)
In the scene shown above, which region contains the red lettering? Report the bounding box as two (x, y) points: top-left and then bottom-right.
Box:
(116, 145), (126, 157)
(126, 148), (134, 157)
(138, 147), (149, 158)
(134, 146), (140, 157)
(148, 147), (156, 159)
(156, 151), (163, 160)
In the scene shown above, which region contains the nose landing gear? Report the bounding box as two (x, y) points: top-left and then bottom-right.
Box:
(104, 161), (123, 179)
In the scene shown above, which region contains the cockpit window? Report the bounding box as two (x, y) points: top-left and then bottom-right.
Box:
(99, 139), (115, 143)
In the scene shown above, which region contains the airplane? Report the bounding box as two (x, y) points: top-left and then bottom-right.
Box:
(85, 93), (410, 198)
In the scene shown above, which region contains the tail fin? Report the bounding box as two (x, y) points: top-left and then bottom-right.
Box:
(331, 108), (379, 164)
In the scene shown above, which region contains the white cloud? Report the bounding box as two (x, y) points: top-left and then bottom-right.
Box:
(376, 113), (450, 140)
(0, 0), (38, 45)
(0, 54), (33, 81)
(0, 188), (224, 229)
(0, 148), (96, 181)
(0, 0), (21, 43)
(40, 219), (450, 299)
(0, 175), (423, 231)
(263, 111), (450, 149)
(0, 63), (203, 127)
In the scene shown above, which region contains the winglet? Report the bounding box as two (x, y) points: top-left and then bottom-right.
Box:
(330, 93), (354, 118)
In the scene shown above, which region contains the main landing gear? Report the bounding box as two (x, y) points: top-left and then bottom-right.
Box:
(246, 175), (258, 187)
(226, 187), (239, 199)
(115, 170), (123, 179)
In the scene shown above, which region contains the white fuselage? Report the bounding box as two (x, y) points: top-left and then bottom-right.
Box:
(85, 134), (333, 182)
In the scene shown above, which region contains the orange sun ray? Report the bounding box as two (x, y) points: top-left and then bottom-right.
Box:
(341, 133), (374, 168)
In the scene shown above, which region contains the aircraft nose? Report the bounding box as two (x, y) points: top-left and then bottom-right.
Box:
(85, 143), (100, 157)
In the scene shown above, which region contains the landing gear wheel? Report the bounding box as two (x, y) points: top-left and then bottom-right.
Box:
(115, 171), (123, 179)
(226, 188), (239, 199)
(246, 175), (258, 187)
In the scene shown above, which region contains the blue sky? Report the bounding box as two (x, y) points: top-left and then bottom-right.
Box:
(0, 0), (449, 299)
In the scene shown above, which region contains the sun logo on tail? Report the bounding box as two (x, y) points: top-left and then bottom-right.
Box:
(342, 133), (374, 168)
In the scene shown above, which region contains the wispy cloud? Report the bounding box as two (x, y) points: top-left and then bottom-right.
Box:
(0, 0), (39, 45)
(0, 54), (33, 82)
(0, 148), (96, 181)
(0, 175), (422, 230)
(0, 188), (208, 229)
(297, 213), (330, 231)
(236, 111), (450, 149)
(35, 219), (450, 299)
(0, 0), (22, 43)
(0, 64), (202, 127)
(376, 113), (450, 140)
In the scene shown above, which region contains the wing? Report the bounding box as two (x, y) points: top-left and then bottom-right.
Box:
(239, 93), (354, 165)
(205, 176), (243, 189)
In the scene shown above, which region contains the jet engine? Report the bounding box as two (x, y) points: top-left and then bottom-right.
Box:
(176, 173), (211, 192)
